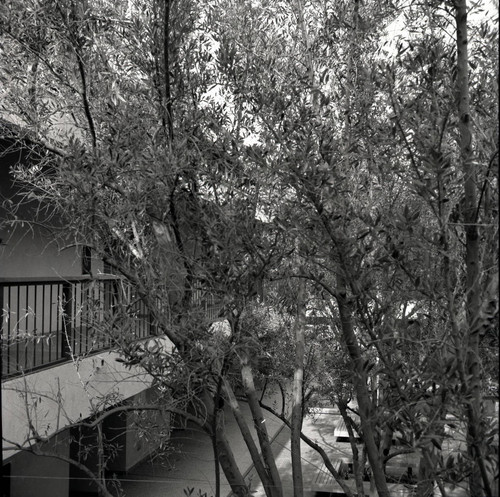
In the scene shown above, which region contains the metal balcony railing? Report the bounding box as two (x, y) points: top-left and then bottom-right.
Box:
(1, 277), (153, 379)
(190, 287), (224, 322)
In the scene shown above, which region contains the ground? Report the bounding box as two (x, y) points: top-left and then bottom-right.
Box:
(117, 402), (497, 497)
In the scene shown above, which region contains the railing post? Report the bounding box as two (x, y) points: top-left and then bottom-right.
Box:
(0, 281), (4, 497)
(0, 282), (5, 377)
(62, 281), (73, 358)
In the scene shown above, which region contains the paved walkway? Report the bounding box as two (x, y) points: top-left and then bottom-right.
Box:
(247, 408), (418, 497)
(117, 402), (482, 497)
(117, 390), (286, 497)
(116, 401), (395, 497)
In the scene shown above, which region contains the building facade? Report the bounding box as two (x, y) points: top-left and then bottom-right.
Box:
(1, 123), (170, 497)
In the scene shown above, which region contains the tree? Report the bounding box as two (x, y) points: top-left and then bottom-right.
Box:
(1, 1), (295, 495)
(1, 0), (497, 496)
(211, 0), (497, 495)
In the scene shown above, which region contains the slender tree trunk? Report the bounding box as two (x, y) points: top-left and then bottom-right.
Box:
(215, 429), (250, 497)
(259, 402), (356, 497)
(240, 355), (283, 497)
(338, 400), (365, 497)
(212, 401), (221, 497)
(163, 0), (174, 143)
(198, 390), (249, 497)
(416, 451), (434, 497)
(379, 424), (394, 474)
(454, 2), (491, 496)
(224, 382), (275, 497)
(291, 278), (307, 497)
(333, 2), (389, 489)
(96, 422), (106, 497)
(336, 280), (390, 497)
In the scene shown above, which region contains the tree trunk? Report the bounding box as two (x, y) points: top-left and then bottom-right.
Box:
(291, 278), (307, 497)
(212, 396), (222, 497)
(96, 422), (106, 497)
(241, 355), (283, 497)
(163, 0), (174, 143)
(454, 2), (491, 496)
(215, 430), (250, 497)
(200, 391), (250, 497)
(336, 282), (390, 497)
(224, 381), (275, 497)
(379, 424), (394, 474)
(338, 400), (365, 497)
(260, 401), (357, 497)
(416, 451), (434, 497)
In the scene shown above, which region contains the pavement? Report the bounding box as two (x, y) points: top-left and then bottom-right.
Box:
(117, 398), (489, 497)
(245, 408), (419, 497)
(117, 400), (413, 497)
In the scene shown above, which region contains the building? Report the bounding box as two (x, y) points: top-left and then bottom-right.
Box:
(1, 119), (174, 497)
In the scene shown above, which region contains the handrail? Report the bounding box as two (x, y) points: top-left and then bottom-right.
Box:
(0, 274), (122, 284)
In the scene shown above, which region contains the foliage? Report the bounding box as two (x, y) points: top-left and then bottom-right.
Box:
(1, 0), (498, 496)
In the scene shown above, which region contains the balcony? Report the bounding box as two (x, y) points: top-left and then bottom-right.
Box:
(1, 276), (225, 379)
(1, 276), (153, 379)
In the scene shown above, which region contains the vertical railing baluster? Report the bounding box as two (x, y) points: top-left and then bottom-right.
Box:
(49, 284), (53, 362)
(14, 285), (18, 373)
(77, 281), (82, 355)
(62, 281), (72, 359)
(84, 280), (89, 353)
(79, 281), (83, 355)
(1, 282), (5, 377)
(84, 280), (88, 354)
(101, 280), (107, 348)
(56, 283), (61, 361)
(98, 280), (101, 347)
(4, 285), (8, 376)
(91, 280), (95, 351)
(98, 280), (102, 348)
(74, 282), (79, 356)
(23, 284), (27, 371)
(79, 281), (84, 355)
(10, 285), (13, 375)
(33, 283), (37, 368)
(81, 280), (85, 354)
(86, 280), (91, 353)
(41, 285), (46, 366)
(148, 299), (153, 337)
(73, 281), (77, 355)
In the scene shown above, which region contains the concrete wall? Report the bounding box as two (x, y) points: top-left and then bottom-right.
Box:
(0, 223), (82, 279)
(0, 152), (105, 279)
(64, 386), (170, 495)
(6, 430), (70, 497)
(103, 388), (170, 473)
(2, 349), (157, 461)
(122, 388), (170, 471)
(4, 384), (171, 497)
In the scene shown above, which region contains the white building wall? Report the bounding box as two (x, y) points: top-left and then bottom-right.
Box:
(2, 349), (155, 461)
